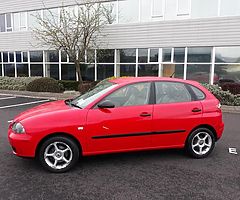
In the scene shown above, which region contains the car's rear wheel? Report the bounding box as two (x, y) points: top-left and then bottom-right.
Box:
(38, 136), (79, 173)
(186, 128), (215, 158)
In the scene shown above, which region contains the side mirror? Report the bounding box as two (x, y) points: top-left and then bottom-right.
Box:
(98, 100), (115, 109)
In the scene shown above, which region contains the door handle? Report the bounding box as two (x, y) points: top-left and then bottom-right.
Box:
(192, 108), (202, 113)
(140, 113), (151, 117)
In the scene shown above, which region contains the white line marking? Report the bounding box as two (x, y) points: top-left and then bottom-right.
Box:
(229, 148), (238, 155)
(0, 96), (16, 100)
(0, 100), (50, 109)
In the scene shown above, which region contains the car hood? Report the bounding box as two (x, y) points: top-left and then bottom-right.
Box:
(14, 100), (72, 122)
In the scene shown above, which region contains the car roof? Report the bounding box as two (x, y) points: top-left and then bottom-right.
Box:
(109, 77), (200, 86)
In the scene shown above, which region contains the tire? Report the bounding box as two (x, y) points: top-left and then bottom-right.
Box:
(38, 136), (80, 173)
(186, 128), (215, 159)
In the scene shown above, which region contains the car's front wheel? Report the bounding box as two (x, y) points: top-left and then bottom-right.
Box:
(186, 128), (215, 158)
(38, 136), (80, 173)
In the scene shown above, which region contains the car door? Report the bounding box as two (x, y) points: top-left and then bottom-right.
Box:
(85, 82), (154, 154)
(151, 81), (203, 148)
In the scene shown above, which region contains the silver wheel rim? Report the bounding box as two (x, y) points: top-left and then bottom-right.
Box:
(191, 132), (212, 156)
(44, 142), (73, 170)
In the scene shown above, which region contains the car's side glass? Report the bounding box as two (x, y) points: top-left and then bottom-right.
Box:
(189, 85), (206, 100)
(155, 81), (192, 104)
(99, 82), (151, 108)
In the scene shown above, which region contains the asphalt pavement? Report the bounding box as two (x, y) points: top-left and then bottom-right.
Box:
(0, 95), (239, 200)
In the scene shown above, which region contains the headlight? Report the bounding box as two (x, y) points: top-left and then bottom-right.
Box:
(12, 122), (25, 134)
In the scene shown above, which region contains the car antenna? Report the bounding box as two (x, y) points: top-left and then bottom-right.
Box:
(170, 72), (175, 78)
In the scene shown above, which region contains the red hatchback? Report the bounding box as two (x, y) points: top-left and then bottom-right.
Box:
(8, 77), (224, 172)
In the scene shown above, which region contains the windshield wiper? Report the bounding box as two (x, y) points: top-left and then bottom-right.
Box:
(65, 99), (82, 109)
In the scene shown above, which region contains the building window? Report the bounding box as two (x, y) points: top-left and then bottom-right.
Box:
(61, 64), (76, 80)
(22, 52), (28, 63)
(174, 48), (185, 63)
(46, 64), (59, 79)
(162, 64), (184, 79)
(138, 64), (158, 76)
(16, 51), (21, 62)
(215, 47), (240, 63)
(61, 51), (68, 63)
(4, 64), (15, 77)
(45, 50), (59, 62)
(162, 48), (172, 62)
(191, 0), (218, 18)
(214, 64), (240, 84)
(187, 47), (212, 63)
(152, 0), (164, 18)
(0, 14), (5, 32)
(97, 64), (114, 80)
(28, 10), (42, 29)
(149, 49), (159, 63)
(118, 49), (136, 63)
(8, 52), (14, 63)
(6, 13), (13, 32)
(140, 0), (151, 22)
(30, 51), (43, 62)
(119, 64), (136, 77)
(97, 49), (114, 63)
(177, 0), (190, 16)
(30, 64), (43, 76)
(17, 64), (29, 77)
(220, 0), (240, 16)
(118, 0), (139, 23)
(138, 49), (148, 63)
(187, 64), (211, 83)
(81, 64), (95, 81)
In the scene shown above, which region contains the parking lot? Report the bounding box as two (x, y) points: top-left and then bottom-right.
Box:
(0, 94), (239, 200)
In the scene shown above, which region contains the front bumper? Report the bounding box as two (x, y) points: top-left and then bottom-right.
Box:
(8, 130), (36, 158)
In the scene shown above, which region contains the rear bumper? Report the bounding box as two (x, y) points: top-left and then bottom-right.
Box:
(216, 122), (224, 141)
(8, 130), (36, 158)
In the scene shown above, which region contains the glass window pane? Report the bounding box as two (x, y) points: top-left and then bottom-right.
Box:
(215, 47), (240, 63)
(152, 0), (164, 17)
(9, 52), (14, 62)
(164, 0), (177, 20)
(61, 64), (76, 80)
(187, 64), (211, 83)
(150, 49), (159, 62)
(4, 64), (15, 77)
(80, 64), (95, 81)
(97, 49), (114, 63)
(0, 14), (6, 32)
(178, 0), (190, 15)
(3, 52), (8, 62)
(155, 82), (192, 104)
(190, 85), (205, 100)
(162, 64), (184, 79)
(30, 51), (43, 62)
(6, 14), (12, 31)
(120, 64), (136, 77)
(191, 0), (218, 18)
(220, 0), (240, 16)
(138, 48), (148, 63)
(101, 1), (117, 24)
(97, 64), (114, 80)
(28, 10), (41, 29)
(45, 50), (59, 62)
(87, 49), (95, 63)
(0, 65), (2, 76)
(22, 52), (28, 62)
(13, 13), (20, 31)
(61, 51), (68, 62)
(30, 64), (43, 76)
(20, 12), (27, 30)
(118, 0), (139, 23)
(16, 52), (21, 62)
(138, 64), (158, 76)
(187, 47), (212, 63)
(214, 64), (240, 84)
(174, 48), (185, 63)
(119, 49), (136, 63)
(43, 8), (59, 25)
(140, 0), (151, 22)
(103, 82), (151, 107)
(162, 48), (172, 62)
(17, 64), (28, 77)
(46, 64), (59, 80)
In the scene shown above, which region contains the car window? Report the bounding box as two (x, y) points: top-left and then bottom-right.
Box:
(189, 85), (205, 100)
(99, 82), (151, 108)
(155, 82), (192, 104)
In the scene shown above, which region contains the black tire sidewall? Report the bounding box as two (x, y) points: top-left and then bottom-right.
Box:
(186, 128), (215, 159)
(38, 136), (79, 173)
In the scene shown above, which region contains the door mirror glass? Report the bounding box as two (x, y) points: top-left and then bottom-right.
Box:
(98, 100), (115, 109)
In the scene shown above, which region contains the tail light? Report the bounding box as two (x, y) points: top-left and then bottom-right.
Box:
(217, 103), (221, 109)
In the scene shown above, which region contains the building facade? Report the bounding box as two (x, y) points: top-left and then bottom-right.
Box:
(0, 0), (240, 84)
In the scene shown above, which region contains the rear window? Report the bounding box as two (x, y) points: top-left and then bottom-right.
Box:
(190, 85), (205, 100)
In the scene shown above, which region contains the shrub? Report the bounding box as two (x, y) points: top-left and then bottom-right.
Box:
(26, 77), (64, 93)
(202, 83), (240, 106)
(58, 80), (79, 91)
(0, 76), (40, 91)
(220, 83), (240, 95)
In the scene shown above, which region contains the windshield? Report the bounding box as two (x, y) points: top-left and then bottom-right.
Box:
(70, 81), (117, 108)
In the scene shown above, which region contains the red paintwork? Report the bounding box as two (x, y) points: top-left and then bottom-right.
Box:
(8, 77), (224, 158)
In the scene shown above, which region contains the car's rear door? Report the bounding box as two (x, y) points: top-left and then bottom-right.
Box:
(151, 81), (203, 148)
(85, 82), (154, 154)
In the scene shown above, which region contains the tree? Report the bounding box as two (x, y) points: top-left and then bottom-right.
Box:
(32, 0), (115, 84)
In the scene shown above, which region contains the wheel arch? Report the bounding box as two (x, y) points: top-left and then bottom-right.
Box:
(35, 132), (83, 157)
(186, 124), (218, 145)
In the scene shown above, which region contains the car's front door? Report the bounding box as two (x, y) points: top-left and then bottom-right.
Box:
(151, 81), (203, 148)
(85, 82), (154, 154)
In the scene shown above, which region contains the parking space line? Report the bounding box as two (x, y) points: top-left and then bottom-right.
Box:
(0, 96), (16, 100)
(0, 100), (50, 109)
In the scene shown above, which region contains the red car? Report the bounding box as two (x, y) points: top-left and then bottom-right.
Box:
(8, 77), (224, 172)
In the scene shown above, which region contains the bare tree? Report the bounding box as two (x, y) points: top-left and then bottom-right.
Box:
(32, 0), (115, 84)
